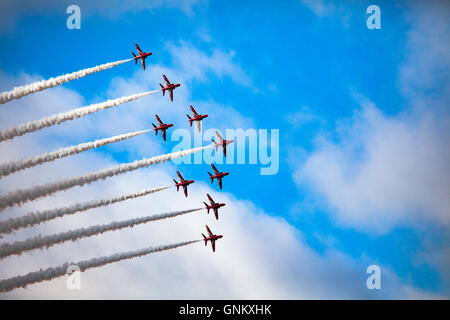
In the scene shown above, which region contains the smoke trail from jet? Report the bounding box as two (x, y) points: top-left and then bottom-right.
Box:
(0, 145), (212, 210)
(0, 59), (133, 105)
(0, 186), (170, 234)
(0, 129), (151, 178)
(0, 89), (160, 142)
(0, 240), (199, 292)
(0, 208), (202, 259)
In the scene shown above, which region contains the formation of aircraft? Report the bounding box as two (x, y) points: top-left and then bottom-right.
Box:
(160, 74), (180, 102)
(131, 44), (230, 253)
(202, 225), (223, 252)
(173, 171), (195, 197)
(203, 194), (225, 220)
(212, 131), (234, 157)
(186, 106), (208, 132)
(131, 43), (152, 71)
(207, 164), (229, 190)
(152, 114), (173, 142)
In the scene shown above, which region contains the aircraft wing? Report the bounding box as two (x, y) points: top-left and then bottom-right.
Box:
(206, 225), (213, 237)
(211, 164), (219, 175)
(207, 194), (215, 204)
(162, 128), (167, 141)
(213, 208), (219, 220)
(218, 177), (223, 190)
(177, 171), (184, 181)
(163, 74), (170, 86)
(212, 240), (216, 252)
(215, 130), (224, 142)
(135, 43), (143, 55)
(169, 89), (173, 102)
(190, 106), (198, 116)
(141, 57), (145, 71)
(183, 185), (188, 197)
(155, 114), (163, 125)
(223, 144), (227, 157)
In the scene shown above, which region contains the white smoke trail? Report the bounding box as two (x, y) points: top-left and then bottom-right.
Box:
(0, 145), (212, 210)
(0, 186), (170, 234)
(0, 240), (199, 292)
(0, 89), (160, 142)
(0, 208), (202, 259)
(0, 59), (132, 105)
(0, 129), (151, 178)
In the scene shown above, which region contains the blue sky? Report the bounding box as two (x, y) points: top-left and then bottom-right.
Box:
(0, 0), (448, 298)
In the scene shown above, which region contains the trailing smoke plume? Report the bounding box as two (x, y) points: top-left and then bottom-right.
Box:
(0, 208), (202, 259)
(0, 89), (160, 142)
(0, 59), (132, 105)
(0, 186), (170, 234)
(0, 240), (199, 292)
(0, 145), (212, 210)
(0, 129), (151, 178)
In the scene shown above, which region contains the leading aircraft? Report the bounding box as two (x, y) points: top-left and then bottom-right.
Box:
(152, 114), (173, 142)
(202, 225), (223, 253)
(212, 131), (234, 157)
(131, 43), (152, 70)
(203, 194), (226, 220)
(159, 74), (180, 102)
(207, 164), (229, 190)
(173, 171), (195, 197)
(187, 105), (208, 132)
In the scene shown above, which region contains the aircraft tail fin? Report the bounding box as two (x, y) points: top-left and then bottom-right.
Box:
(186, 114), (193, 127)
(160, 83), (165, 95)
(211, 138), (218, 151)
(173, 180), (179, 191)
(152, 123), (157, 135)
(132, 52), (137, 64)
(203, 202), (209, 213)
(202, 234), (207, 246)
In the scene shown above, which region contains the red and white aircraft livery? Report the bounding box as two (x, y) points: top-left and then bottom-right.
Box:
(131, 43), (152, 70)
(152, 114), (173, 142)
(159, 74), (180, 102)
(203, 194), (226, 220)
(202, 225), (223, 253)
(212, 131), (234, 157)
(187, 105), (208, 132)
(207, 164), (229, 190)
(173, 171), (195, 197)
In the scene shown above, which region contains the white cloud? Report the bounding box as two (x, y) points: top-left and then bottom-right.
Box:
(294, 96), (450, 232)
(165, 41), (252, 87)
(292, 2), (450, 234)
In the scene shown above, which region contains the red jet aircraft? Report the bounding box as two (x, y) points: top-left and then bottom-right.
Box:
(159, 74), (180, 102)
(207, 164), (229, 190)
(131, 43), (152, 70)
(202, 225), (223, 253)
(203, 194), (225, 220)
(212, 131), (234, 157)
(152, 114), (173, 142)
(173, 171), (195, 197)
(187, 105), (208, 132)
